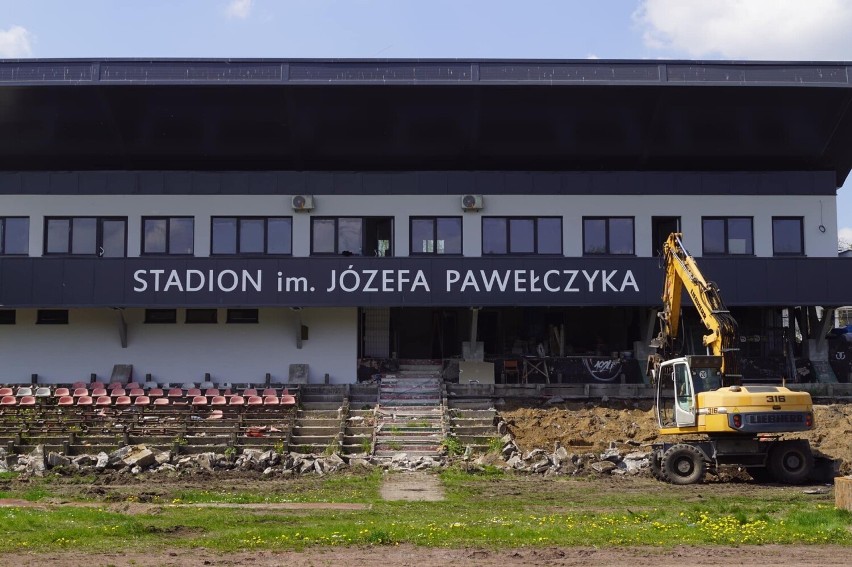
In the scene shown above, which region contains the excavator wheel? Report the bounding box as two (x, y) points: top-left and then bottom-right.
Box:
(767, 440), (813, 485)
(649, 448), (665, 481)
(661, 444), (707, 485)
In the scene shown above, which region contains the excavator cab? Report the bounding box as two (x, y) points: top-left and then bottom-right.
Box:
(655, 355), (723, 429)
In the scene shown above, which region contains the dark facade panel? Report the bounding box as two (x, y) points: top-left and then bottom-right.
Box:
(666, 64), (848, 84)
(100, 61), (283, 82)
(0, 61), (93, 83)
(479, 63), (661, 82)
(289, 62), (471, 82)
(0, 170), (836, 196)
(0, 257), (848, 308)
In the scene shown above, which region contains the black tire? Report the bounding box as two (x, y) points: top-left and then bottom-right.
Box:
(746, 466), (774, 483)
(767, 440), (813, 485)
(650, 448), (664, 481)
(662, 444), (707, 485)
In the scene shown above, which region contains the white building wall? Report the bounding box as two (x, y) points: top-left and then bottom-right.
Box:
(0, 193), (838, 258)
(0, 307), (357, 385)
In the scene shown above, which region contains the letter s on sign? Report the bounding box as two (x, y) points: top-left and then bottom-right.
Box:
(133, 270), (148, 292)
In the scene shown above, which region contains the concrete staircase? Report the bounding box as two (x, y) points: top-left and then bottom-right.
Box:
(374, 364), (445, 458)
(448, 407), (498, 454)
(288, 386), (345, 454)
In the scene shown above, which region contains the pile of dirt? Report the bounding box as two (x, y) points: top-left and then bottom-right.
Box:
(501, 401), (852, 474)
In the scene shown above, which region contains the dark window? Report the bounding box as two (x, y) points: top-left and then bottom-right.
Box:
(227, 308), (259, 324)
(482, 217), (562, 255)
(0, 310), (15, 324)
(773, 217), (804, 256)
(410, 217), (462, 255)
(144, 309), (177, 324)
(702, 217), (753, 255)
(186, 309), (218, 324)
(36, 310), (68, 324)
(582, 217), (634, 255)
(44, 217), (126, 257)
(0, 217), (29, 255)
(142, 217), (194, 255)
(211, 217), (292, 255)
(311, 217), (393, 256)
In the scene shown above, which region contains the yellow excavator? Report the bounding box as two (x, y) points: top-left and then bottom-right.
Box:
(647, 233), (814, 484)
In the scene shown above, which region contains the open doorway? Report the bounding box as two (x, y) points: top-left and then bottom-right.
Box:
(652, 216), (680, 256)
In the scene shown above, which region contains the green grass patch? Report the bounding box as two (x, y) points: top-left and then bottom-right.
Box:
(0, 473), (849, 552)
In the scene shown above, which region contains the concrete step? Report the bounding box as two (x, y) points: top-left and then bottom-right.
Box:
(452, 426), (496, 436)
(299, 402), (343, 411)
(292, 418), (339, 427)
(289, 435), (338, 446)
(296, 409), (340, 418)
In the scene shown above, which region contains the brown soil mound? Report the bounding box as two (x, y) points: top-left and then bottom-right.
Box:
(501, 401), (852, 474)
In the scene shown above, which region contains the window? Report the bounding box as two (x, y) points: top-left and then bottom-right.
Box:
(36, 310), (68, 324)
(0, 310), (15, 324)
(482, 217), (562, 255)
(186, 309), (218, 324)
(45, 217), (126, 257)
(583, 217), (634, 255)
(702, 217), (753, 255)
(144, 309), (177, 324)
(227, 308), (259, 324)
(211, 217), (292, 255)
(773, 217), (804, 256)
(0, 217), (28, 255)
(142, 217), (194, 255)
(410, 217), (462, 255)
(311, 217), (393, 256)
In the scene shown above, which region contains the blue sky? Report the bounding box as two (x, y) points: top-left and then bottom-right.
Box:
(2, 0), (852, 241)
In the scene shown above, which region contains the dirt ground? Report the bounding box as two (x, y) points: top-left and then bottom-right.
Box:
(501, 401), (852, 474)
(2, 544), (851, 566)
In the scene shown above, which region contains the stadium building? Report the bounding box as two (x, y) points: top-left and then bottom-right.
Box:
(1, 58), (851, 386)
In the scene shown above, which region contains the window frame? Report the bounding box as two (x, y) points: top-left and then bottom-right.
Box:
(0, 217), (29, 256)
(0, 310), (16, 325)
(481, 216), (563, 256)
(310, 216), (394, 257)
(771, 216), (805, 257)
(43, 216), (127, 257)
(409, 216), (463, 256)
(141, 216), (195, 256)
(701, 216), (754, 256)
(36, 309), (68, 325)
(144, 309), (177, 324)
(226, 308), (259, 324)
(210, 216), (293, 256)
(582, 216), (635, 256)
(185, 308), (218, 324)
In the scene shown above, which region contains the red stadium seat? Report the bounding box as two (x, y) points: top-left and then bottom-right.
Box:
(95, 396), (112, 406)
(90, 381), (105, 390)
(91, 388), (108, 397)
(72, 388), (88, 397)
(204, 388), (220, 397)
(110, 388), (127, 397)
(280, 389), (296, 406)
(187, 388), (202, 397)
(167, 388), (183, 398)
(191, 395), (207, 406)
(0, 387), (13, 396)
(134, 396), (151, 405)
(0, 395), (16, 406)
(263, 395), (279, 405)
(54, 387), (70, 397)
(210, 396), (227, 406)
(126, 382), (141, 390)
(114, 396), (132, 406)
(129, 388), (145, 397)
(57, 395), (74, 406)
(228, 395), (245, 406)
(108, 382), (123, 390)
(261, 388), (277, 397)
(246, 395), (263, 405)
(242, 388), (258, 397)
(18, 396), (36, 406)
(148, 388), (164, 397)
(71, 381), (86, 389)
(153, 397), (170, 406)
(76, 395), (94, 406)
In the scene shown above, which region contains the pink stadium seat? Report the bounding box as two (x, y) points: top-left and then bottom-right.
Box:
(71, 381), (86, 389)
(114, 396), (132, 406)
(95, 396), (112, 406)
(89, 381), (105, 389)
(76, 395), (93, 406)
(91, 388), (108, 397)
(54, 387), (70, 397)
(72, 388), (88, 397)
(129, 388), (145, 397)
(153, 397), (170, 406)
(228, 395), (245, 406)
(204, 388), (220, 397)
(261, 388), (277, 397)
(242, 388), (258, 397)
(280, 391), (296, 406)
(108, 382), (123, 390)
(0, 387), (13, 396)
(187, 388), (202, 397)
(191, 395), (207, 406)
(246, 395), (263, 405)
(134, 396), (151, 405)
(148, 388), (164, 397)
(18, 396), (36, 406)
(263, 395), (279, 405)
(0, 395), (15, 406)
(167, 388), (183, 398)
(110, 388), (127, 397)
(126, 382), (141, 390)
(210, 396), (227, 406)
(57, 395), (74, 406)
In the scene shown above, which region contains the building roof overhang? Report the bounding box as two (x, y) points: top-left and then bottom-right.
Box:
(2, 58), (852, 185)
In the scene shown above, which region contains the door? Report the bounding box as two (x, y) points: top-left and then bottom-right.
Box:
(673, 362), (697, 427)
(652, 216), (681, 256)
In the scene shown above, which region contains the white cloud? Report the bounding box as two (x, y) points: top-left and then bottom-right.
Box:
(225, 0), (253, 19)
(634, 0), (852, 60)
(0, 25), (32, 58)
(839, 227), (852, 249)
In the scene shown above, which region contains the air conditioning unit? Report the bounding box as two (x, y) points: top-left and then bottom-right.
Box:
(461, 194), (484, 211)
(291, 195), (314, 212)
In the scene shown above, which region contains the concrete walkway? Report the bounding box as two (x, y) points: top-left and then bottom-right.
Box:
(379, 471), (445, 501)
